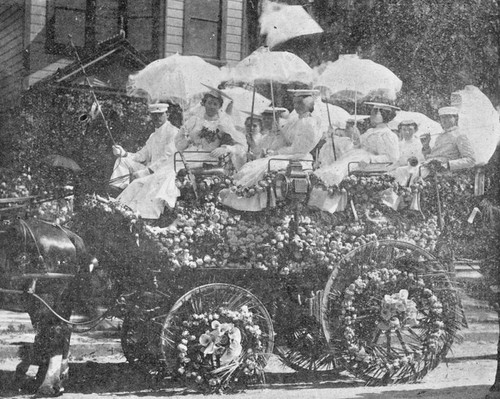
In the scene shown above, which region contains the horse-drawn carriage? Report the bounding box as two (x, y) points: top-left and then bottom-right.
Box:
(0, 151), (496, 395)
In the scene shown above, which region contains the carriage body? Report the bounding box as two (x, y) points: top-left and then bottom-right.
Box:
(71, 151), (496, 393)
(1, 152), (493, 393)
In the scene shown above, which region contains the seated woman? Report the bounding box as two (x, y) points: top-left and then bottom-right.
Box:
(313, 102), (400, 186)
(175, 89), (247, 171)
(220, 91), (322, 211)
(395, 120), (425, 167)
(114, 103), (179, 220)
(244, 115), (264, 161)
(247, 107), (289, 160)
(387, 119), (425, 186)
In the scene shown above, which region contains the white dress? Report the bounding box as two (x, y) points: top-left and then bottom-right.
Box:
(220, 113), (322, 212)
(314, 124), (400, 186)
(116, 121), (179, 219)
(110, 121), (177, 189)
(175, 111), (247, 171)
(232, 112), (322, 187)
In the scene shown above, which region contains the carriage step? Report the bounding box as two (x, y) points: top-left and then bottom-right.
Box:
(10, 273), (75, 280)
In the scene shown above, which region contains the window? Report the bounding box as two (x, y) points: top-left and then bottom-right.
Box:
(184, 0), (226, 61)
(46, 0), (161, 57)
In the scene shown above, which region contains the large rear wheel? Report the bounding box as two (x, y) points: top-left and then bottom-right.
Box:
(322, 240), (462, 385)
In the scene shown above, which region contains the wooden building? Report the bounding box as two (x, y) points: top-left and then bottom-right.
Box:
(0, 0), (251, 113)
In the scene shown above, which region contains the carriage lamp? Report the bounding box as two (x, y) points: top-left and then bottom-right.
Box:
(274, 161), (311, 201)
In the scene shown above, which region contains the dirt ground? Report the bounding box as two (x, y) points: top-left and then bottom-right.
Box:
(0, 339), (497, 399)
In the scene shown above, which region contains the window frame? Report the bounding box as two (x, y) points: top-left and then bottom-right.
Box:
(45, 0), (162, 58)
(182, 0), (227, 65)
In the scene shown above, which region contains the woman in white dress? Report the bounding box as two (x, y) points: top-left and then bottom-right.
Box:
(175, 90), (247, 171)
(220, 91), (322, 211)
(114, 103), (179, 219)
(314, 102), (400, 186)
(233, 92), (322, 187)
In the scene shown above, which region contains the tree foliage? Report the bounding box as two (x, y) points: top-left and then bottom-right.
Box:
(261, 0), (499, 115)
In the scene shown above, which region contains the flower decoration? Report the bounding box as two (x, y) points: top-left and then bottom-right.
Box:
(173, 306), (266, 393)
(378, 289), (418, 331)
(199, 126), (220, 143)
(333, 267), (458, 385)
(199, 320), (243, 365)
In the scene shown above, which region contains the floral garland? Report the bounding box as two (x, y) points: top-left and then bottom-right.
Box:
(173, 305), (266, 393)
(337, 267), (450, 384)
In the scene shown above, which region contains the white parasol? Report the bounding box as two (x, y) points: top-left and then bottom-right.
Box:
(314, 54), (402, 104)
(223, 47), (315, 132)
(224, 46), (316, 86)
(388, 110), (442, 141)
(259, 1), (324, 50)
(126, 53), (224, 110)
(451, 85), (500, 165)
(220, 86), (272, 131)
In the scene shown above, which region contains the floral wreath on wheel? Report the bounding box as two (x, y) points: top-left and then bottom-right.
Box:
(172, 305), (268, 393)
(335, 267), (458, 385)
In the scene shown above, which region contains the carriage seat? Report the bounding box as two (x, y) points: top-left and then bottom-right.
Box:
(348, 161), (393, 176)
(174, 151), (233, 178)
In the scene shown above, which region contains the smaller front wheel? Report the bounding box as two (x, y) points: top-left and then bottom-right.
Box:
(161, 283), (274, 393)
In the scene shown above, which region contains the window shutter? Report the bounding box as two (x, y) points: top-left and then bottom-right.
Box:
(127, 0), (154, 51)
(184, 0), (222, 59)
(95, 1), (120, 43)
(53, 0), (87, 47)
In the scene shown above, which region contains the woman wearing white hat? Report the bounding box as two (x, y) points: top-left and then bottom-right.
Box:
(232, 90), (322, 187)
(175, 88), (247, 170)
(421, 106), (476, 171)
(314, 102), (400, 186)
(110, 103), (176, 190)
(220, 90), (322, 211)
(112, 103), (180, 219)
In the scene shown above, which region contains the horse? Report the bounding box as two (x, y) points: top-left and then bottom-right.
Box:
(0, 217), (97, 396)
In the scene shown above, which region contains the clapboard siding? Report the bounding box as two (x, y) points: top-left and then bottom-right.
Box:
(0, 3), (21, 25)
(225, 0), (242, 61)
(0, 2), (24, 110)
(228, 0), (242, 11)
(2, 39), (24, 60)
(165, 0), (184, 55)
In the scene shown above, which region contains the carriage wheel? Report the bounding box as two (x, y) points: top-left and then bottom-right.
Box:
(121, 314), (165, 375)
(275, 315), (337, 373)
(120, 293), (173, 377)
(321, 239), (462, 385)
(160, 283), (274, 376)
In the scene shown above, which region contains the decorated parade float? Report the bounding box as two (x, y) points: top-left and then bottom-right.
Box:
(66, 149), (495, 393)
(0, 46), (499, 395)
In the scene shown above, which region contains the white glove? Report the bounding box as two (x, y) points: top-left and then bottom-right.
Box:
(112, 145), (127, 157)
(211, 146), (233, 158)
(131, 168), (152, 180)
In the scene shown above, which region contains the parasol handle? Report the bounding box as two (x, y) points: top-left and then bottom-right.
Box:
(325, 102), (337, 161)
(270, 79), (277, 128)
(247, 84), (257, 156)
(68, 35), (117, 146)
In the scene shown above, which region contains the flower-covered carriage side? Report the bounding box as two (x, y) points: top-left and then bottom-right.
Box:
(67, 154), (497, 393)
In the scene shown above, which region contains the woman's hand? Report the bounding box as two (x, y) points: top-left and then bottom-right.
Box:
(211, 145), (232, 158)
(112, 145), (127, 157)
(420, 133), (431, 149)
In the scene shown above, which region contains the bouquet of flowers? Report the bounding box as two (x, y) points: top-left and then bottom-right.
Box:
(172, 305), (267, 393)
